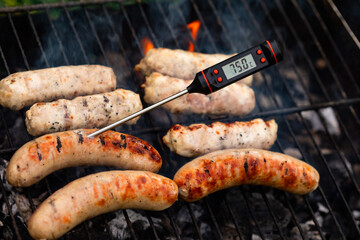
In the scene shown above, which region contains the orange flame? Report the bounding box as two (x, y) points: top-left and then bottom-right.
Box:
(141, 37), (154, 55)
(187, 20), (201, 52)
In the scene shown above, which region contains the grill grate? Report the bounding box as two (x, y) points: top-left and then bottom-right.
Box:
(0, 0), (359, 239)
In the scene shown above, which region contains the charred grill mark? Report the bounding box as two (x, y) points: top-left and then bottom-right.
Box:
(77, 132), (84, 144)
(172, 125), (181, 131)
(48, 198), (57, 213)
(264, 158), (266, 163)
(126, 136), (161, 163)
(64, 104), (70, 120)
(120, 134), (127, 149)
(303, 168), (307, 177)
(56, 136), (62, 153)
(36, 144), (42, 161)
(244, 160), (248, 172)
(265, 120), (271, 128)
(189, 125), (202, 131)
(99, 136), (105, 146)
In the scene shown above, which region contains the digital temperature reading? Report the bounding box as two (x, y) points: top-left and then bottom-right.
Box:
(222, 54), (257, 79)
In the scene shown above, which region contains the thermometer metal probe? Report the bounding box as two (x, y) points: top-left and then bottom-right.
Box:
(87, 40), (283, 138)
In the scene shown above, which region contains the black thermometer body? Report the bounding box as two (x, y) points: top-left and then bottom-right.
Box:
(187, 40), (283, 95)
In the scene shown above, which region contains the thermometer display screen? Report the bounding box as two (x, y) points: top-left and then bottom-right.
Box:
(222, 54), (257, 79)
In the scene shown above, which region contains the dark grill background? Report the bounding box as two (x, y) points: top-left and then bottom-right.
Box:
(0, 0), (359, 239)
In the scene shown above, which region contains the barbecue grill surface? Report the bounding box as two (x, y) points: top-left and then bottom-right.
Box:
(0, 0), (359, 239)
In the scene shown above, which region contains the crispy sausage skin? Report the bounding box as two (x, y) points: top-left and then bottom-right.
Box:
(135, 48), (253, 85)
(0, 65), (116, 110)
(144, 72), (255, 116)
(6, 129), (162, 187)
(27, 170), (178, 240)
(163, 119), (278, 157)
(174, 149), (320, 202)
(25, 89), (142, 136)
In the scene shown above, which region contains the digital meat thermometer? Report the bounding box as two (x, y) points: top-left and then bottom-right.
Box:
(87, 40), (283, 138)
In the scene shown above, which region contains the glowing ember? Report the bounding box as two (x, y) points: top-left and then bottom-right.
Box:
(187, 20), (201, 52)
(141, 37), (154, 55)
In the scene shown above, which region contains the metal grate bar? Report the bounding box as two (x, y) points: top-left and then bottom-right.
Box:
(136, 3), (160, 47)
(223, 195), (245, 240)
(44, 7), (70, 65)
(287, 0), (360, 113)
(189, 0), (217, 52)
(166, 209), (181, 240)
(260, 190), (286, 239)
(145, 212), (160, 240)
(303, 195), (326, 240)
(82, 7), (110, 66)
(171, 0), (200, 52)
(186, 202), (203, 240)
(241, 188), (266, 239)
(63, 6), (89, 64)
(325, 0), (360, 48)
(0, 44), (10, 74)
(154, 0), (180, 49)
(0, 0), (127, 13)
(120, 4), (143, 57)
(102, 4), (133, 79)
(283, 193), (309, 240)
(27, 11), (50, 67)
(203, 199), (223, 239)
(122, 210), (138, 240)
(207, 0), (236, 51)
(0, 180), (22, 240)
(7, 13), (30, 69)
(306, 0), (359, 93)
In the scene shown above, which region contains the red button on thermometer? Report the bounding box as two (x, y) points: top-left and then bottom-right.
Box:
(87, 40), (283, 138)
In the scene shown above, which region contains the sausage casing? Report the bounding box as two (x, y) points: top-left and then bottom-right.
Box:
(25, 89), (142, 136)
(135, 48), (234, 80)
(144, 72), (255, 115)
(27, 170), (178, 240)
(0, 65), (116, 110)
(163, 119), (278, 157)
(174, 149), (320, 202)
(135, 48), (253, 85)
(6, 129), (162, 187)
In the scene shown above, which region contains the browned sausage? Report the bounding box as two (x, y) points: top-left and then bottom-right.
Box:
(174, 149), (320, 202)
(6, 129), (162, 187)
(27, 170), (178, 240)
(163, 119), (278, 157)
